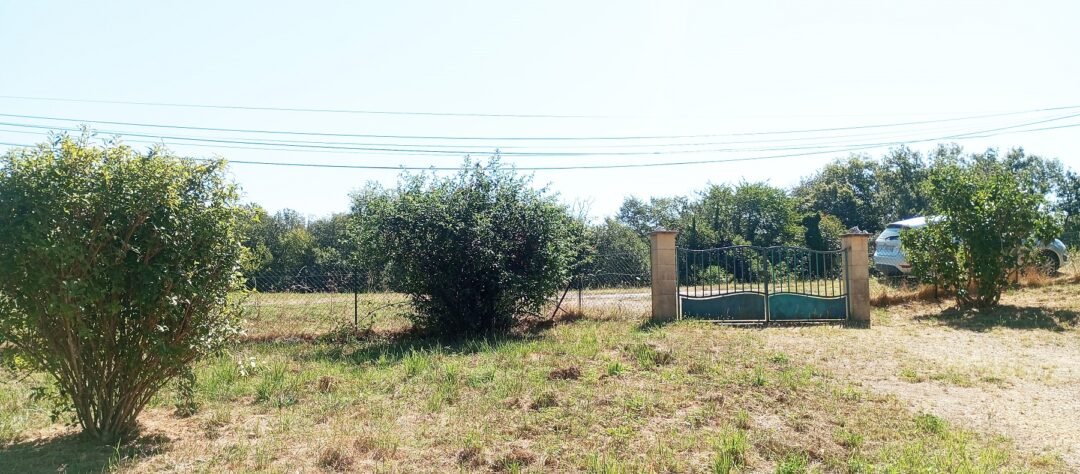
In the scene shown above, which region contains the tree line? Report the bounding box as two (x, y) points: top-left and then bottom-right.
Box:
(241, 144), (1079, 290)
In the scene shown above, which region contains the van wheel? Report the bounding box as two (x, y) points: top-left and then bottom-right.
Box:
(1036, 250), (1060, 275)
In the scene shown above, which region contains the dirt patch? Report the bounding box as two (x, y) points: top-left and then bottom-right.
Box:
(764, 285), (1080, 468)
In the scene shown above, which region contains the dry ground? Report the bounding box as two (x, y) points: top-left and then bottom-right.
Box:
(764, 282), (1080, 469)
(2, 283), (1079, 473)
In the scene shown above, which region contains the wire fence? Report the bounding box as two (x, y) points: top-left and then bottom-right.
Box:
(236, 247), (1080, 330)
(554, 251), (652, 317)
(241, 251), (655, 330)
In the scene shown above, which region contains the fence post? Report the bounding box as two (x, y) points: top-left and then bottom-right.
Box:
(649, 229), (679, 322)
(353, 271), (359, 328)
(842, 231), (872, 327)
(252, 275), (259, 319)
(577, 274), (583, 313)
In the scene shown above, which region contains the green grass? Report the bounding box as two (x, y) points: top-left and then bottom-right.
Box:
(0, 293), (1069, 472)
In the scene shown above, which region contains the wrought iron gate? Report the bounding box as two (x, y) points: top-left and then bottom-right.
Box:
(677, 245), (848, 322)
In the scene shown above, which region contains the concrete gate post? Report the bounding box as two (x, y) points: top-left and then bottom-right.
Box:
(649, 229), (679, 322)
(842, 232), (872, 327)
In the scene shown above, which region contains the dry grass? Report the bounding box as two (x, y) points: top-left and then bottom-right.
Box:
(767, 280), (1080, 469)
(870, 257), (1080, 308)
(870, 280), (942, 307)
(2, 284), (1078, 472)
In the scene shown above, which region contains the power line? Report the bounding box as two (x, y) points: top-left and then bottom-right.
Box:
(0, 112), (1032, 150)
(3, 119), (1077, 170)
(3, 112), (1077, 157)
(0, 124), (971, 157)
(1, 105), (1078, 141)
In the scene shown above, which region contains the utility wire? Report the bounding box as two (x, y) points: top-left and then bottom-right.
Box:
(2, 118), (1077, 170)
(0, 120), (1000, 156)
(1, 113), (1078, 157)
(1, 105), (1078, 141)
(0, 112), (1035, 149)
(216, 121), (1080, 170)
(0, 120), (1033, 156)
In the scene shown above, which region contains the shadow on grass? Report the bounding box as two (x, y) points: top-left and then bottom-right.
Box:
(635, 318), (669, 332)
(0, 431), (168, 473)
(298, 322), (554, 366)
(920, 305), (1080, 332)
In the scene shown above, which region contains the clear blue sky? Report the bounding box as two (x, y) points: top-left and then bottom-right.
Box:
(2, 1), (1078, 220)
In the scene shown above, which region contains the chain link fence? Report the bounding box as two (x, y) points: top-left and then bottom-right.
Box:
(241, 271), (400, 337)
(243, 251), (655, 333)
(554, 251), (652, 318)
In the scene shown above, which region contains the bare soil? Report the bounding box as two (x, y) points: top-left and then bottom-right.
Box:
(765, 285), (1080, 468)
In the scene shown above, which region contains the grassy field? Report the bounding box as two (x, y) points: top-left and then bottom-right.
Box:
(2, 281), (1079, 472)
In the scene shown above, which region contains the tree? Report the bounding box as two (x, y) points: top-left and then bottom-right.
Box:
(1057, 170), (1080, 246)
(237, 204), (274, 277)
(792, 155), (883, 232)
(307, 213), (357, 289)
(370, 159), (583, 335)
(803, 213), (846, 251)
(902, 160), (1060, 307)
(0, 137), (244, 442)
(581, 218), (650, 287)
(876, 146), (931, 223)
(348, 183), (398, 291)
(615, 195), (690, 240)
(729, 182), (804, 248)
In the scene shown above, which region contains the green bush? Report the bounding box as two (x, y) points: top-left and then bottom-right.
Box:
(0, 137), (244, 442)
(902, 160), (1060, 307)
(364, 159), (583, 335)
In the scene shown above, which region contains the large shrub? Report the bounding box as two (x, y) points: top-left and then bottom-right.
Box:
(0, 137), (244, 442)
(902, 160), (1060, 307)
(367, 160), (582, 335)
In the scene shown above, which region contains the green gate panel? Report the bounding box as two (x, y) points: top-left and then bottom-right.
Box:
(767, 293), (847, 321)
(681, 293), (766, 321)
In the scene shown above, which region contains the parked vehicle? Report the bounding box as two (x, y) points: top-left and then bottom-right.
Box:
(873, 216), (1069, 276)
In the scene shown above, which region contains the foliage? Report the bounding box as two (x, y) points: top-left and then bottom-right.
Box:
(239, 207), (364, 292)
(618, 182), (805, 251)
(616, 195), (689, 238)
(902, 159), (1061, 307)
(366, 159), (584, 335)
(793, 144), (1070, 239)
(792, 155), (883, 232)
(580, 218), (650, 287)
(727, 182), (804, 248)
(0, 136), (244, 442)
(803, 213), (846, 251)
(1054, 170), (1080, 246)
(347, 183), (399, 290)
(877, 146), (932, 224)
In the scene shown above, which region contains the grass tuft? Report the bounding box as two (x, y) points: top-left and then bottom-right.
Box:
(711, 429), (749, 473)
(316, 446), (354, 472)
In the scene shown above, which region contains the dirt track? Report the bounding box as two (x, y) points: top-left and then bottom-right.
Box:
(762, 288), (1080, 468)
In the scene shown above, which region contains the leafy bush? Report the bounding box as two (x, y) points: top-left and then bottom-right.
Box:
(902, 160), (1060, 307)
(365, 159), (583, 335)
(0, 137), (244, 442)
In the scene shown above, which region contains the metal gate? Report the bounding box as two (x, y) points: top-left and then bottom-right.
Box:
(677, 245), (848, 322)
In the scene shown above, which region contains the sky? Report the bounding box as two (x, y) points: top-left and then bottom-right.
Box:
(1, 1), (1078, 222)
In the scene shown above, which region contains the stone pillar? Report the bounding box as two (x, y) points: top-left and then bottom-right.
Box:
(842, 232), (871, 327)
(649, 230), (679, 322)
